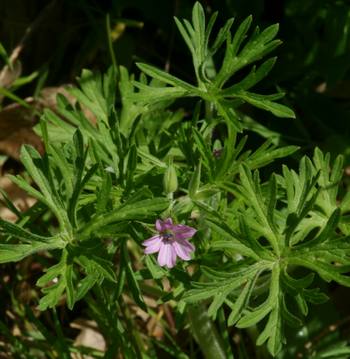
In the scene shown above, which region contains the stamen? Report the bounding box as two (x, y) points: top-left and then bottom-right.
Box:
(162, 231), (174, 241)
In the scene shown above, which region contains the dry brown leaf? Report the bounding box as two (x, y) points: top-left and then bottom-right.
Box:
(0, 127), (43, 160)
(0, 61), (22, 90)
(0, 100), (37, 140)
(146, 308), (164, 340)
(0, 176), (35, 222)
(0, 97), (42, 160)
(40, 86), (97, 124)
(71, 319), (106, 359)
(0, 84), (97, 161)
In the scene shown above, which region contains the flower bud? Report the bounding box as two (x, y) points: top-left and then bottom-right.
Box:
(163, 159), (178, 194)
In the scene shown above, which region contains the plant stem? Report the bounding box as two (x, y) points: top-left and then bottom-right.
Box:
(106, 13), (118, 78)
(188, 304), (227, 359)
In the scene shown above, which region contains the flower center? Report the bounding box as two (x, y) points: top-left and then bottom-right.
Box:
(162, 230), (174, 242)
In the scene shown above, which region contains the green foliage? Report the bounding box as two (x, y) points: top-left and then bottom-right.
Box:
(184, 148), (348, 356)
(133, 2), (295, 132)
(1, 2), (350, 359)
(1, 106), (169, 310)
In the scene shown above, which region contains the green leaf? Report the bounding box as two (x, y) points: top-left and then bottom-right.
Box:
(229, 15), (253, 58)
(318, 345), (350, 358)
(235, 91), (295, 118)
(122, 242), (147, 310)
(215, 101), (242, 132)
(0, 87), (31, 108)
(210, 17), (234, 56)
(281, 269), (314, 294)
(183, 262), (268, 320)
(257, 302), (284, 355)
(96, 171), (112, 215)
(0, 188), (22, 219)
(68, 69), (115, 124)
(237, 299), (272, 328)
(79, 197), (169, 240)
(174, 17), (195, 54)
(65, 263), (75, 310)
(17, 145), (69, 230)
(238, 164), (280, 254)
(0, 42), (10, 66)
(239, 265), (283, 356)
(68, 163), (98, 227)
(0, 220), (65, 263)
(0, 240), (63, 264)
(0, 219), (58, 244)
(78, 254), (116, 283)
(227, 273), (258, 326)
(221, 57), (277, 94)
(75, 273), (99, 301)
(136, 63), (197, 92)
(192, 128), (215, 176)
(281, 295), (302, 328)
(138, 148), (167, 168)
(288, 256), (350, 287)
(130, 84), (189, 104)
(189, 161), (202, 198)
(145, 255), (167, 280)
(37, 252), (68, 311)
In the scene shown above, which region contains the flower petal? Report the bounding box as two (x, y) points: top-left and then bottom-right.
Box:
(167, 245), (177, 268)
(173, 224), (197, 240)
(158, 242), (177, 268)
(144, 240), (162, 254)
(155, 218), (173, 232)
(178, 238), (195, 252)
(163, 218), (174, 230)
(142, 235), (161, 247)
(155, 220), (163, 232)
(173, 240), (192, 260)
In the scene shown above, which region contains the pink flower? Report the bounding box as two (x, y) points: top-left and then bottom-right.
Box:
(142, 218), (196, 268)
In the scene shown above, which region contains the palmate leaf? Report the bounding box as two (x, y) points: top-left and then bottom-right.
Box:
(10, 133), (107, 236)
(183, 262), (287, 356)
(183, 262), (271, 307)
(133, 2), (294, 132)
(44, 70), (130, 178)
(184, 120), (298, 184)
(37, 243), (117, 311)
(1, 115), (169, 311)
(188, 148), (350, 356)
(68, 67), (116, 124)
(174, 2), (234, 83)
(14, 145), (70, 231)
(119, 66), (187, 138)
(234, 164), (281, 254)
(215, 23), (281, 88)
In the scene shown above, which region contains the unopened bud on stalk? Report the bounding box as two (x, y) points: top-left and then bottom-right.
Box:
(163, 158), (178, 194)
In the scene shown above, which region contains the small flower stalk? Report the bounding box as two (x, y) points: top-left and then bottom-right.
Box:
(143, 218), (196, 268)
